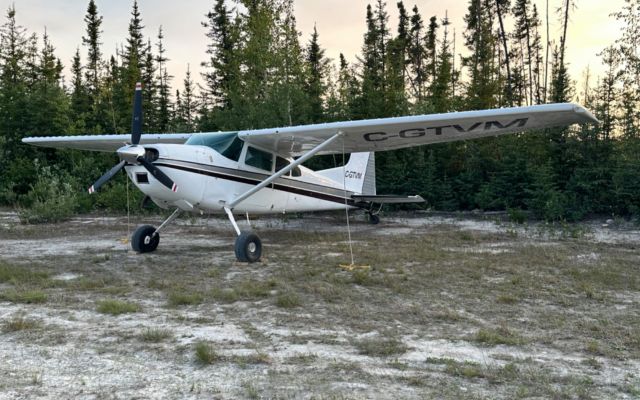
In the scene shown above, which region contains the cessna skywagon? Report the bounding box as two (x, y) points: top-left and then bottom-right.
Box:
(23, 83), (598, 262)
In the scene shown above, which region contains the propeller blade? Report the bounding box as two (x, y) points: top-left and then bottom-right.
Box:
(138, 157), (178, 192)
(131, 82), (143, 145)
(88, 160), (126, 194)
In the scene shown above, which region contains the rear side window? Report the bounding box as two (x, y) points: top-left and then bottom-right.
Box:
(245, 146), (273, 171)
(276, 156), (302, 178)
(276, 156), (289, 173)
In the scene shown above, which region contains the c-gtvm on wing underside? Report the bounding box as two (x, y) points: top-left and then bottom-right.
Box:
(23, 83), (598, 263)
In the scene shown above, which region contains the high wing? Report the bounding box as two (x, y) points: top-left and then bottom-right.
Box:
(22, 133), (192, 152)
(239, 103), (598, 157)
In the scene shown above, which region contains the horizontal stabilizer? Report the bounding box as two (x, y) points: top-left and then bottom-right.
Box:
(352, 194), (425, 204)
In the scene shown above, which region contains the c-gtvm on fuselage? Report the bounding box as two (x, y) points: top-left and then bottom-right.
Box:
(23, 83), (598, 263)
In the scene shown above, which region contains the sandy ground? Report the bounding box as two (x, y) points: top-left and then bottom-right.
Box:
(0, 210), (639, 399)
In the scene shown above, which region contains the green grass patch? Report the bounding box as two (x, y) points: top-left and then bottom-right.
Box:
(195, 342), (220, 365)
(474, 326), (525, 346)
(0, 263), (49, 285)
(167, 290), (204, 307)
(354, 337), (408, 357)
(210, 279), (276, 303)
(0, 289), (48, 304)
(275, 290), (302, 308)
(96, 299), (141, 315)
(140, 328), (173, 343)
(2, 316), (41, 332)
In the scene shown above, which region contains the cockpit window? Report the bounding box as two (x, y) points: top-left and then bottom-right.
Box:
(185, 132), (243, 161)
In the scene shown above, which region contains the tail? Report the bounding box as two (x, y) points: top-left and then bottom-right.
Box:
(316, 152), (376, 195)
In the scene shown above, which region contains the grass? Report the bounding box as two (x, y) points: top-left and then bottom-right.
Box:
(2, 214), (640, 398)
(209, 279), (276, 303)
(275, 290), (301, 308)
(140, 328), (173, 343)
(167, 290), (204, 307)
(3, 316), (41, 332)
(474, 327), (525, 346)
(96, 299), (141, 315)
(0, 289), (48, 304)
(354, 337), (408, 357)
(195, 342), (220, 365)
(0, 262), (49, 285)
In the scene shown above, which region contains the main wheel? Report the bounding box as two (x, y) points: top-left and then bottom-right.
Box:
(235, 231), (262, 263)
(368, 213), (380, 225)
(131, 225), (160, 253)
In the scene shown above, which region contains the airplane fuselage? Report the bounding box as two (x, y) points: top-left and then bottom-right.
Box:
(124, 143), (359, 215)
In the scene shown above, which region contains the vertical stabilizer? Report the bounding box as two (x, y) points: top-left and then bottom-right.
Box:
(316, 152), (376, 195)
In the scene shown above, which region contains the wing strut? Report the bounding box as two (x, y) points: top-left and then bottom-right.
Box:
(226, 132), (344, 210)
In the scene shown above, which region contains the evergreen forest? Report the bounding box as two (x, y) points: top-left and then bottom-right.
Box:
(1, 0), (639, 223)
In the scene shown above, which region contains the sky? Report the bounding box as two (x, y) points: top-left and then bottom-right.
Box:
(1, 0), (628, 93)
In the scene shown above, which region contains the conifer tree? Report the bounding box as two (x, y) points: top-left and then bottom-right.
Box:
(201, 0), (236, 111)
(306, 26), (327, 123)
(407, 6), (426, 101)
(82, 0), (102, 96)
(156, 27), (172, 132)
(463, 0), (500, 109)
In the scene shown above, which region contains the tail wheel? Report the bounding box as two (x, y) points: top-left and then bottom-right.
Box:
(235, 231), (262, 263)
(368, 213), (380, 225)
(131, 225), (160, 253)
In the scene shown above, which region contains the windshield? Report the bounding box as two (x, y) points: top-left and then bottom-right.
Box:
(186, 132), (243, 161)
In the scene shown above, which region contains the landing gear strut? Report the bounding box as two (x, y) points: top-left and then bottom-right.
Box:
(367, 203), (382, 225)
(368, 212), (380, 225)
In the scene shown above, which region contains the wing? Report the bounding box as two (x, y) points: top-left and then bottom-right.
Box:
(239, 103), (598, 156)
(22, 133), (192, 152)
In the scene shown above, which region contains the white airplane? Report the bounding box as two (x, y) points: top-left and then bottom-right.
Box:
(23, 83), (598, 262)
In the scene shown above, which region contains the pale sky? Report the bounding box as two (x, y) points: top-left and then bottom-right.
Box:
(2, 0), (627, 95)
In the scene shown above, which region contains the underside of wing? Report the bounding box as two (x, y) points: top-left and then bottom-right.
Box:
(22, 133), (192, 152)
(238, 103), (598, 157)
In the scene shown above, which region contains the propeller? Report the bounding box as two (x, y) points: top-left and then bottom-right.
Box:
(88, 82), (177, 194)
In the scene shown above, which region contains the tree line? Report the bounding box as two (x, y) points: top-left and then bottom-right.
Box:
(0, 0), (639, 222)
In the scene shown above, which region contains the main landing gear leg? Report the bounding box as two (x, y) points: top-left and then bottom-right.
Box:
(131, 208), (181, 253)
(225, 207), (262, 263)
(367, 204), (382, 225)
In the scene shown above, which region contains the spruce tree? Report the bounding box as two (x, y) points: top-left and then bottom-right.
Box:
(82, 0), (102, 96)
(408, 6), (426, 101)
(201, 0), (236, 111)
(463, 0), (500, 109)
(156, 27), (172, 132)
(306, 26), (327, 123)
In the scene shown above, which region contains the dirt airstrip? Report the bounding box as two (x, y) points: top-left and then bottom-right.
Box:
(0, 210), (639, 399)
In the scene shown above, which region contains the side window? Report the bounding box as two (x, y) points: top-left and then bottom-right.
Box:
(275, 156), (289, 173)
(275, 156), (302, 177)
(245, 146), (273, 171)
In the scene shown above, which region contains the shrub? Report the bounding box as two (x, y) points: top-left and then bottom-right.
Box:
(18, 165), (78, 224)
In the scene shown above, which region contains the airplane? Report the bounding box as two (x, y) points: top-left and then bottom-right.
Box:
(23, 83), (598, 263)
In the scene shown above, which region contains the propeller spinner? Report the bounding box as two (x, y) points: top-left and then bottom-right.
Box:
(88, 83), (178, 194)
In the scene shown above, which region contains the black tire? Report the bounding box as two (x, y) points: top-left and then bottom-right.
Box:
(235, 231), (262, 263)
(369, 213), (380, 225)
(131, 225), (160, 253)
